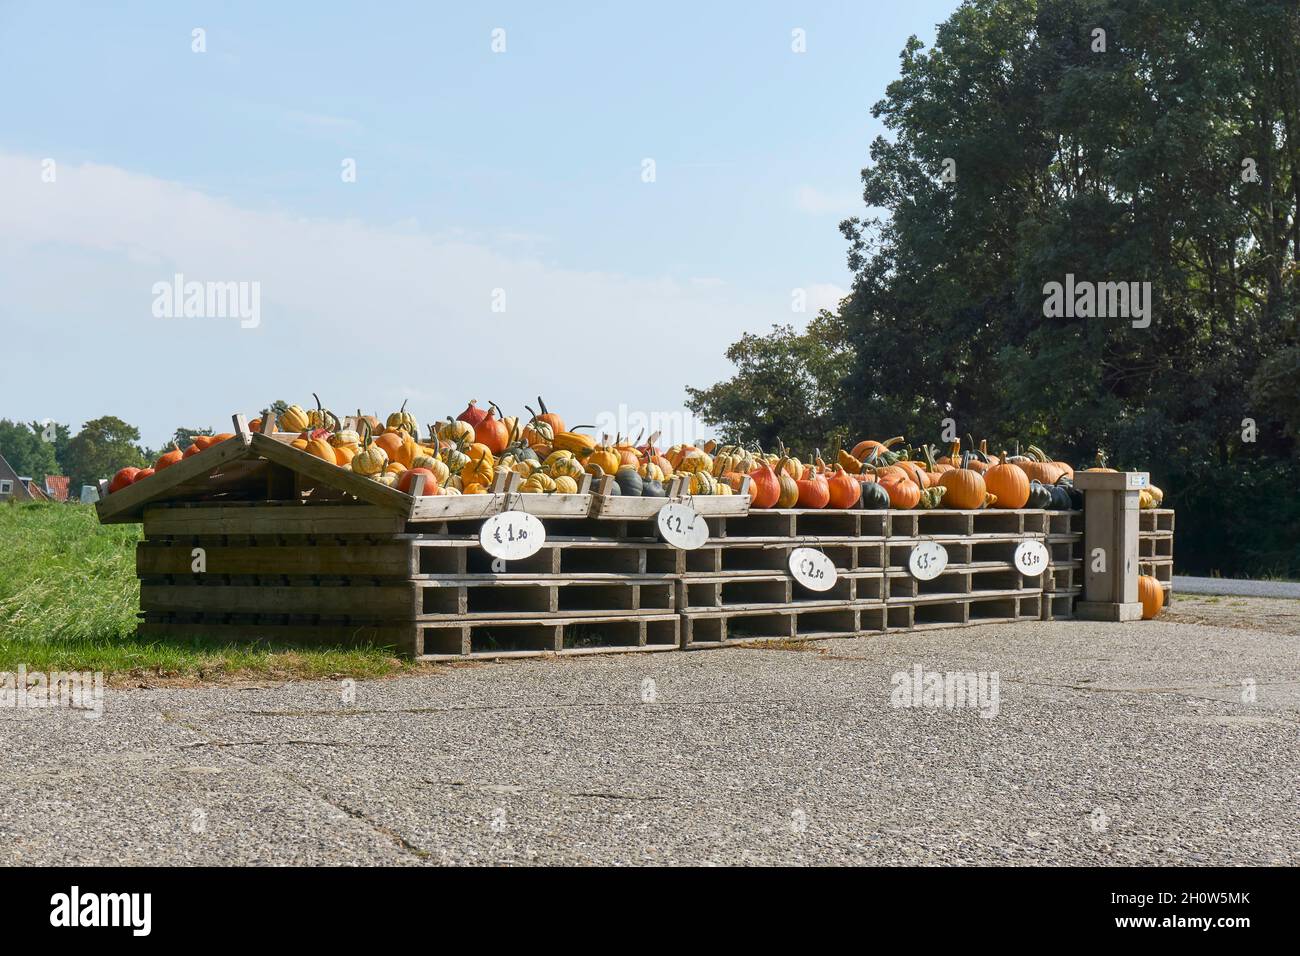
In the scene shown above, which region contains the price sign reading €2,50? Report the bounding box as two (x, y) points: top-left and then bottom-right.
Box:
(789, 547), (838, 592)
(908, 541), (949, 581)
(480, 512), (546, 561)
(656, 502), (708, 550)
(1013, 540), (1050, 577)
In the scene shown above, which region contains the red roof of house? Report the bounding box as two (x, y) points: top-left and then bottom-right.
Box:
(44, 475), (70, 502)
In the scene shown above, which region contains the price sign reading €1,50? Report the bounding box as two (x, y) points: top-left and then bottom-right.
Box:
(1014, 540), (1050, 577)
(908, 541), (948, 581)
(656, 502), (708, 550)
(789, 547), (838, 592)
(480, 512), (546, 561)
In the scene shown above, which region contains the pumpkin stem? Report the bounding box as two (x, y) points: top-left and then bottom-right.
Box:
(882, 436), (904, 449)
(537, 395), (550, 416)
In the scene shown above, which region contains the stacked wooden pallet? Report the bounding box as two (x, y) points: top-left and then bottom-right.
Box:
(105, 415), (1174, 659)
(1139, 508), (1175, 600)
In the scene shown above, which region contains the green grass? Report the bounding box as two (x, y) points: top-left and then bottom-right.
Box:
(0, 503), (414, 682)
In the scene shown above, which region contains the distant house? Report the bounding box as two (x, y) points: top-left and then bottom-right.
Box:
(0, 452), (36, 501)
(44, 475), (71, 502)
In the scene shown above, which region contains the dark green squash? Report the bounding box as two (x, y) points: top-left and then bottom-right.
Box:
(1046, 483), (1072, 510)
(1026, 480), (1052, 510)
(642, 479), (666, 497)
(858, 480), (891, 510)
(614, 466), (643, 497)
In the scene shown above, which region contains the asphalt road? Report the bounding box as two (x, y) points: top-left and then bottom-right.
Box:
(1173, 576), (1300, 599)
(3, 598), (1297, 866)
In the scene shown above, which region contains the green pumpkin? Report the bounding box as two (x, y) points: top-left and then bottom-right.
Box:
(615, 466), (644, 497)
(1026, 480), (1053, 510)
(1046, 484), (1072, 510)
(642, 479), (666, 498)
(858, 481), (891, 510)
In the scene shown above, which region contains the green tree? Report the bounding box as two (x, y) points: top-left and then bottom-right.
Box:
(63, 417), (147, 489)
(689, 0), (1299, 576)
(0, 420), (59, 481)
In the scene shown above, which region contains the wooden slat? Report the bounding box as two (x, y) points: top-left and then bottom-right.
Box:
(142, 503), (406, 536)
(137, 541), (414, 576)
(140, 583), (419, 617)
(249, 433), (413, 514)
(96, 431), (256, 524)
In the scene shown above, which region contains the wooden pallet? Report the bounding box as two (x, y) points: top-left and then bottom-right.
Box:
(417, 613), (681, 660)
(676, 571), (885, 611)
(680, 603), (888, 649)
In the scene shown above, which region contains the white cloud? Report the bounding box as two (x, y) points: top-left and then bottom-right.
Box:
(0, 152), (768, 446)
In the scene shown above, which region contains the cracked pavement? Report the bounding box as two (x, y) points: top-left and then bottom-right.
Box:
(1, 602), (1297, 865)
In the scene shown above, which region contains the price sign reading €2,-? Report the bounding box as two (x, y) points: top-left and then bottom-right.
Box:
(480, 512), (546, 561)
(788, 547), (838, 592)
(656, 502), (708, 550)
(908, 541), (949, 581)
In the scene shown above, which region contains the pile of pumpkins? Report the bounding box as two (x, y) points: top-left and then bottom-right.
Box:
(737, 436), (1166, 512)
(106, 431), (239, 493)
(266, 396), (741, 498)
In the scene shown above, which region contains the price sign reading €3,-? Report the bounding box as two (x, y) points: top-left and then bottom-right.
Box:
(908, 541), (949, 581)
(480, 512), (546, 561)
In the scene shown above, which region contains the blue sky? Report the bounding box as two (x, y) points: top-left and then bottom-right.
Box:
(0, 0), (959, 447)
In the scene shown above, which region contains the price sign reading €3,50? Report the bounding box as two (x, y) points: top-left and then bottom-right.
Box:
(480, 512), (546, 561)
(1013, 540), (1049, 577)
(908, 541), (949, 581)
(656, 502), (708, 550)
(788, 547), (838, 592)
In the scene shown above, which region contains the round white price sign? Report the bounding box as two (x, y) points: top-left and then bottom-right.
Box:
(656, 502), (708, 550)
(789, 547), (838, 592)
(1014, 540), (1049, 576)
(908, 541), (948, 581)
(480, 512), (546, 560)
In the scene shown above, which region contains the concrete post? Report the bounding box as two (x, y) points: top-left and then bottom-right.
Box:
(1073, 471), (1149, 622)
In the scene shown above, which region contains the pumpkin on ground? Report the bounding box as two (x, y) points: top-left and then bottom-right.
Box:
(1138, 574), (1165, 619)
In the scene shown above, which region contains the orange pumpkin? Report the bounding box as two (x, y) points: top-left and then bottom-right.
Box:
(154, 444), (184, 471)
(396, 467), (440, 496)
(132, 467), (155, 483)
(850, 436), (904, 460)
(984, 452), (1030, 509)
(304, 437), (336, 463)
(825, 466), (862, 509)
(334, 444), (357, 466)
(1138, 575), (1165, 619)
(938, 460), (987, 509)
(878, 474), (921, 509)
(474, 403), (511, 454)
(748, 460), (781, 509)
(795, 468), (830, 509)
(108, 467), (140, 493)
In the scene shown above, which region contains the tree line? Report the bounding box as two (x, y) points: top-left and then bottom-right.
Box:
(0, 401), (291, 493)
(688, 0), (1298, 577)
